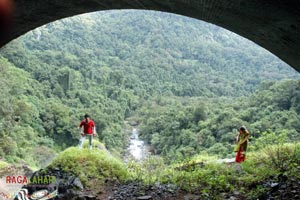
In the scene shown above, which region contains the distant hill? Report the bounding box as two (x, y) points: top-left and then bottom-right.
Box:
(0, 10), (299, 164)
(1, 10), (299, 98)
(1, 11), (300, 199)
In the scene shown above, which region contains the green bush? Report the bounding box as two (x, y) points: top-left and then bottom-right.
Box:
(0, 160), (9, 170)
(252, 131), (300, 174)
(48, 147), (130, 187)
(127, 155), (166, 184)
(81, 138), (106, 149)
(238, 143), (300, 199)
(0, 136), (18, 157)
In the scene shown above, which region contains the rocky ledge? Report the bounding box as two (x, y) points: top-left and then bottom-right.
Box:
(14, 167), (94, 200)
(14, 167), (300, 200)
(104, 181), (179, 200)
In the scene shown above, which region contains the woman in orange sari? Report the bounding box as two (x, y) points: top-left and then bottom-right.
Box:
(234, 126), (250, 163)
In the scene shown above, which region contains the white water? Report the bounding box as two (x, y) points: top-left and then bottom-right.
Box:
(127, 128), (149, 161)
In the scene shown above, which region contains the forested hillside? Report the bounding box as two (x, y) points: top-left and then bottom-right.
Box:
(138, 80), (300, 160)
(2, 11), (299, 97)
(0, 10), (299, 166)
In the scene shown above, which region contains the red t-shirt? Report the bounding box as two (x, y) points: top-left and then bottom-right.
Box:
(79, 119), (95, 135)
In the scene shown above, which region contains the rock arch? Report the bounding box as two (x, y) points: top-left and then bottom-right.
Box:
(0, 0), (300, 71)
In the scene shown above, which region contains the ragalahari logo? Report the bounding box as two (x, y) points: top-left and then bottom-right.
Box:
(5, 175), (56, 185)
(0, 175), (58, 200)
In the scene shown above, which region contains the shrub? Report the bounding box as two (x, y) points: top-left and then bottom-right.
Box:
(0, 160), (9, 170)
(127, 155), (166, 184)
(48, 147), (130, 187)
(0, 136), (17, 157)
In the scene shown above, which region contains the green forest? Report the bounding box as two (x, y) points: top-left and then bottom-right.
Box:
(0, 10), (300, 166)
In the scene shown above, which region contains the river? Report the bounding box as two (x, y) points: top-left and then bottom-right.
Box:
(126, 128), (149, 161)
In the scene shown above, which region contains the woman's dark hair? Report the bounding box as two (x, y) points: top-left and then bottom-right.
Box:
(239, 126), (246, 131)
(84, 114), (90, 119)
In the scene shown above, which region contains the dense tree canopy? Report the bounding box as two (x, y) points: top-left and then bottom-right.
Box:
(0, 10), (299, 166)
(138, 79), (300, 160)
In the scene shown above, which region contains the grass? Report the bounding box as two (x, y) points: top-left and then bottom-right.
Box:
(0, 160), (9, 177)
(0, 160), (9, 169)
(48, 147), (131, 187)
(45, 141), (300, 199)
(81, 138), (106, 149)
(127, 143), (300, 199)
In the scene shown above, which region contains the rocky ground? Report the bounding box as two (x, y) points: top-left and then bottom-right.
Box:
(0, 163), (33, 200)
(100, 174), (300, 200)
(252, 174), (300, 200)
(100, 181), (181, 200)
(7, 166), (300, 200)
(11, 167), (241, 200)
(95, 179), (248, 200)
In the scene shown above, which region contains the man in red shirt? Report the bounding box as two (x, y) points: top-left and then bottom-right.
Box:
(78, 114), (96, 150)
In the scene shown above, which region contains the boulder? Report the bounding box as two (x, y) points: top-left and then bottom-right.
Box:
(14, 167), (85, 200)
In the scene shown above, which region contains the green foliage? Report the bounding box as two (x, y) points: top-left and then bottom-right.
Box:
(0, 160), (9, 170)
(49, 147), (130, 187)
(123, 142), (300, 199)
(45, 145), (298, 199)
(253, 131), (288, 150)
(239, 143), (300, 199)
(138, 79), (300, 161)
(127, 155), (166, 185)
(250, 131), (300, 176)
(0, 136), (17, 156)
(0, 10), (299, 172)
(128, 154), (236, 198)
